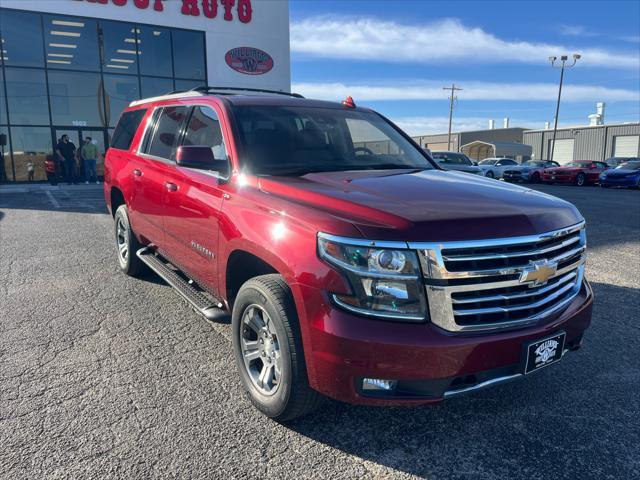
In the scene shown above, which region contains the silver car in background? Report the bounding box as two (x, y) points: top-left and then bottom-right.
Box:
(477, 157), (519, 179)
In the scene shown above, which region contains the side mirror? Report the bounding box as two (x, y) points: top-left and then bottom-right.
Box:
(176, 145), (228, 174)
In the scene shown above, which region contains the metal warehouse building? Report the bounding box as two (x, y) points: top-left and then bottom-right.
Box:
(412, 126), (531, 160)
(523, 123), (640, 164)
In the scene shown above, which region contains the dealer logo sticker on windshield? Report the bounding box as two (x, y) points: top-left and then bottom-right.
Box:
(225, 47), (274, 75)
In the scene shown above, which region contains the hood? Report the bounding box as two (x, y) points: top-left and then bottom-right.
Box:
(258, 169), (582, 242)
(545, 165), (584, 172)
(606, 168), (639, 177)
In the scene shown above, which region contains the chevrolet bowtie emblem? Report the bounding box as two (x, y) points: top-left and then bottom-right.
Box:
(520, 260), (558, 287)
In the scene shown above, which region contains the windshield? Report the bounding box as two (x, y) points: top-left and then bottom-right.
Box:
(617, 161), (640, 170)
(432, 153), (472, 166)
(232, 106), (434, 175)
(479, 159), (497, 165)
(522, 161), (545, 167)
(563, 162), (589, 167)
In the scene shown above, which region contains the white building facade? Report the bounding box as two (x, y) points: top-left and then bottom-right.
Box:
(0, 0), (291, 182)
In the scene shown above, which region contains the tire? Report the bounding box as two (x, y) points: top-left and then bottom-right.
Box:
(485, 170), (494, 179)
(575, 173), (586, 186)
(531, 172), (540, 183)
(232, 274), (322, 421)
(114, 205), (145, 276)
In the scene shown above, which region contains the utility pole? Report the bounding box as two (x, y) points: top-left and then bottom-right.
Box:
(443, 84), (462, 151)
(548, 54), (581, 161)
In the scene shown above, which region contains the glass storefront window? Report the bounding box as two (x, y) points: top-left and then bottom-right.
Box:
(48, 71), (103, 127)
(101, 21), (139, 75)
(4, 68), (50, 125)
(138, 26), (173, 77)
(141, 76), (173, 98)
(43, 15), (99, 71)
(9, 126), (51, 182)
(103, 74), (140, 127)
(174, 79), (204, 92)
(172, 30), (206, 80)
(1, 125), (12, 182)
(0, 10), (44, 68)
(0, 70), (7, 125)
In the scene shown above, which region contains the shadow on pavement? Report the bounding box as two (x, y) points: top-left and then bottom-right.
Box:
(284, 281), (638, 478)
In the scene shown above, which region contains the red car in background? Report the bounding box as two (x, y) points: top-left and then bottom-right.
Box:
(541, 160), (610, 186)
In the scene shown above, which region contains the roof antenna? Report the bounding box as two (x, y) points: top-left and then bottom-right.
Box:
(341, 96), (356, 108)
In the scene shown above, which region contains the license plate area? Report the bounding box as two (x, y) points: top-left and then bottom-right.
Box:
(524, 332), (566, 374)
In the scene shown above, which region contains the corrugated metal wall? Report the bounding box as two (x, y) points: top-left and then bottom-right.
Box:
(523, 123), (640, 162)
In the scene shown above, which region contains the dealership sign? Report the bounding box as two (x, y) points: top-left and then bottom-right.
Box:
(225, 47), (273, 75)
(75, 0), (253, 23)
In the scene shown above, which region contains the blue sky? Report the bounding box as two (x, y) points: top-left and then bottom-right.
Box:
(288, 0), (640, 135)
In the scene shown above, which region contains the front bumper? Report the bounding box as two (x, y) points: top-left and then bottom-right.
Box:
(297, 279), (592, 406)
(601, 177), (638, 187)
(542, 174), (574, 183)
(503, 172), (527, 182)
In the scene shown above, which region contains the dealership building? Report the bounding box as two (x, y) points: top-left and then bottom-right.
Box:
(0, 0), (290, 183)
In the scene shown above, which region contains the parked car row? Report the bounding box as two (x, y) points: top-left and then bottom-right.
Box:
(430, 151), (640, 189)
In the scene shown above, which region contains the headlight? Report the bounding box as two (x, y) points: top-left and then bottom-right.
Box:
(318, 233), (427, 321)
(599, 173), (606, 179)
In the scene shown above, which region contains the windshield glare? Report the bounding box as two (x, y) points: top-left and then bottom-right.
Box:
(618, 161), (640, 170)
(232, 106), (434, 175)
(523, 161), (544, 167)
(479, 159), (497, 165)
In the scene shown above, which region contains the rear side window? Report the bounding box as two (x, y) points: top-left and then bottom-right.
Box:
(111, 109), (147, 150)
(147, 106), (189, 160)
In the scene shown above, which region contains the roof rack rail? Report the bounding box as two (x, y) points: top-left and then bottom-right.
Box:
(189, 85), (305, 98)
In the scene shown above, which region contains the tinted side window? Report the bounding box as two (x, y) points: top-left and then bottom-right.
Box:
(111, 109), (147, 150)
(182, 106), (228, 160)
(147, 106), (189, 160)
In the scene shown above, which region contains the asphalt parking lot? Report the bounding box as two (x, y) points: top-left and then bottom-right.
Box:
(0, 183), (638, 479)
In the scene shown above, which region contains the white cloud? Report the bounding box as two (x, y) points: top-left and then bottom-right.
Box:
(291, 17), (640, 69)
(292, 81), (640, 103)
(558, 24), (598, 37)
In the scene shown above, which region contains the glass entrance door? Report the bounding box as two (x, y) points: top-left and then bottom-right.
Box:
(53, 128), (107, 182)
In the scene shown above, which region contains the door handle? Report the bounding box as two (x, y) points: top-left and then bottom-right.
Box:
(133, 169), (142, 177)
(165, 182), (178, 192)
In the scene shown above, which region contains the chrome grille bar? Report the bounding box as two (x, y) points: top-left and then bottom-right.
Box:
(410, 221), (587, 332)
(451, 271), (577, 304)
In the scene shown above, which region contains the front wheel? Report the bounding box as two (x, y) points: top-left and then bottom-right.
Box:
(575, 173), (586, 186)
(530, 172), (540, 183)
(232, 274), (322, 421)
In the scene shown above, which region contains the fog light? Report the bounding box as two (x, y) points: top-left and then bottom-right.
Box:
(362, 378), (398, 391)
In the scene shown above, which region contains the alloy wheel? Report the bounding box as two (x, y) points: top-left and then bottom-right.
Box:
(240, 304), (282, 396)
(116, 217), (129, 263)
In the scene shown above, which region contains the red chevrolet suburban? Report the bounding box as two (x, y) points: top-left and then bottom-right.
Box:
(104, 87), (592, 420)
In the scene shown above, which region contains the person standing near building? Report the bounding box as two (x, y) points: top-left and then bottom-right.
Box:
(56, 135), (77, 185)
(26, 160), (35, 181)
(81, 137), (100, 184)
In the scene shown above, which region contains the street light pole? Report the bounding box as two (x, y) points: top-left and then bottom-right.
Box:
(443, 84), (462, 151)
(548, 54), (581, 162)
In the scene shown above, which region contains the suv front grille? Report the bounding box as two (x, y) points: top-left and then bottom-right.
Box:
(409, 222), (586, 332)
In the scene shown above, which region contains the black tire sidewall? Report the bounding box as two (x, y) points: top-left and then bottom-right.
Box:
(232, 283), (294, 418)
(576, 173), (586, 186)
(486, 170), (494, 178)
(531, 172), (540, 183)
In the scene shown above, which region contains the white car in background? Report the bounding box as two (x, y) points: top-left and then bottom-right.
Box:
(477, 157), (519, 179)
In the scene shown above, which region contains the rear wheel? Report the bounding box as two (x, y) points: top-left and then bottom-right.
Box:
(232, 274), (322, 421)
(531, 172), (540, 183)
(114, 205), (145, 276)
(485, 170), (494, 179)
(575, 173), (586, 186)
